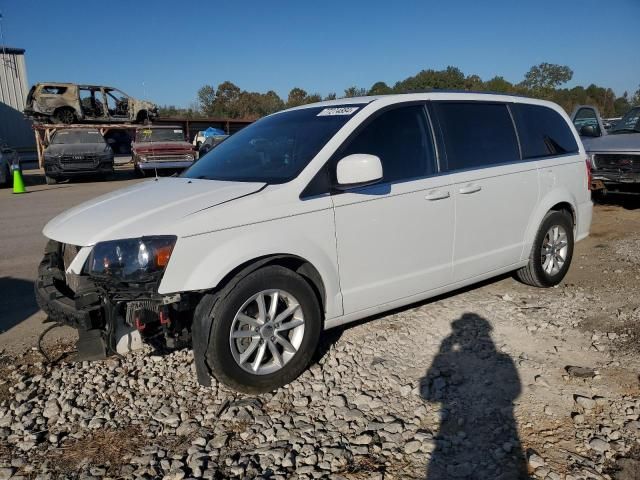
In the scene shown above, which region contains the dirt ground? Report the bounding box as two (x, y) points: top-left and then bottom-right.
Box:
(1, 177), (640, 479)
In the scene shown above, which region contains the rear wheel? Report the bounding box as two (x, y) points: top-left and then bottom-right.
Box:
(53, 108), (75, 124)
(197, 265), (322, 393)
(516, 210), (574, 287)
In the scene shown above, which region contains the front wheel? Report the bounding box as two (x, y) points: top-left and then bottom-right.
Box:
(45, 175), (58, 185)
(515, 210), (574, 287)
(196, 265), (322, 393)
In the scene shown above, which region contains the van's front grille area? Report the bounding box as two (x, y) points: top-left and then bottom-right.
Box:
(593, 154), (640, 172)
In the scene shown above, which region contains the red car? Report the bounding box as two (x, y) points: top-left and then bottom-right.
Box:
(132, 126), (195, 176)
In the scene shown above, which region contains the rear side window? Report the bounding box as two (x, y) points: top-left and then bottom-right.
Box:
(340, 105), (436, 183)
(433, 102), (520, 171)
(512, 104), (578, 158)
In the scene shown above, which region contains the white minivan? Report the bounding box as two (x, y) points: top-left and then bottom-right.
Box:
(36, 92), (593, 392)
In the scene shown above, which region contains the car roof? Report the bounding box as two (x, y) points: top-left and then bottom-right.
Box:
(282, 91), (561, 112)
(36, 82), (117, 89)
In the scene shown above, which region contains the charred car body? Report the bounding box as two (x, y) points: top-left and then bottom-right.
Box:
(43, 129), (114, 184)
(25, 83), (158, 125)
(572, 105), (640, 194)
(132, 126), (195, 175)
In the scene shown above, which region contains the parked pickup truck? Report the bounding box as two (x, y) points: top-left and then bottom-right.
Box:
(572, 105), (640, 194)
(132, 126), (195, 176)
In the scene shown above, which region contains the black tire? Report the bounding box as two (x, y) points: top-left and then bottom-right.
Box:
(515, 210), (574, 288)
(1, 166), (9, 187)
(45, 175), (58, 185)
(53, 108), (75, 124)
(196, 265), (322, 393)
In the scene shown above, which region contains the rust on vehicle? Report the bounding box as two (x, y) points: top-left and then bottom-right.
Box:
(24, 82), (158, 125)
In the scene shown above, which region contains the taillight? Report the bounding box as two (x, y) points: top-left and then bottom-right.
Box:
(585, 158), (592, 191)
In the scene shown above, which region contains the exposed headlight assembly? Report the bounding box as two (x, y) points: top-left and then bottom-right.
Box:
(88, 236), (176, 281)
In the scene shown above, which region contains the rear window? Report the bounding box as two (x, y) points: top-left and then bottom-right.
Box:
(512, 104), (578, 158)
(433, 102), (520, 171)
(50, 130), (104, 144)
(41, 85), (67, 95)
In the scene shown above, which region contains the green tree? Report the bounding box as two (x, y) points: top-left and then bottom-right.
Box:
(323, 92), (337, 101)
(343, 86), (367, 98)
(632, 85), (640, 106)
(482, 76), (515, 94)
(368, 81), (392, 95)
(286, 87), (309, 108)
(197, 85), (217, 116)
(394, 66), (466, 92)
(522, 63), (573, 93)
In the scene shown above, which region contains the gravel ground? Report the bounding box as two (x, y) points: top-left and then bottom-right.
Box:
(1, 197), (639, 480)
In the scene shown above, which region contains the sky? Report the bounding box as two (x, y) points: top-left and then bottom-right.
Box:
(1, 0), (638, 107)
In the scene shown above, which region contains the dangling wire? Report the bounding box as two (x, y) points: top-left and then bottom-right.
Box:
(37, 322), (76, 364)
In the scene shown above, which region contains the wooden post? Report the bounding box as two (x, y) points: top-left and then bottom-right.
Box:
(35, 129), (44, 169)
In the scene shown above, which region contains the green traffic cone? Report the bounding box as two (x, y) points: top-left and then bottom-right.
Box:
(12, 167), (26, 194)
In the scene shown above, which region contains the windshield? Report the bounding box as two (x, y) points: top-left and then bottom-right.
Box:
(50, 130), (105, 144)
(183, 105), (362, 183)
(610, 108), (640, 133)
(136, 128), (185, 142)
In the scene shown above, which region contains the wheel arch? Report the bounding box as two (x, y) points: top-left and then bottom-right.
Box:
(521, 189), (578, 261)
(211, 254), (327, 314)
(53, 105), (78, 121)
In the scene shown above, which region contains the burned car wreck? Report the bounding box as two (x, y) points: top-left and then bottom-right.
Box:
(25, 82), (158, 124)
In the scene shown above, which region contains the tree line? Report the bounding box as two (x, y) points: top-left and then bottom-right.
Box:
(158, 63), (640, 120)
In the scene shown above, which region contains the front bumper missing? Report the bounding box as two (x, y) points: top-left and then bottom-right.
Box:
(34, 241), (194, 361)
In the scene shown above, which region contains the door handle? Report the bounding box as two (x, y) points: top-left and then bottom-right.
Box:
(458, 184), (482, 194)
(425, 190), (450, 201)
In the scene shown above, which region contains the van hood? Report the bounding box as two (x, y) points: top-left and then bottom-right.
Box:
(43, 178), (265, 246)
(582, 132), (640, 153)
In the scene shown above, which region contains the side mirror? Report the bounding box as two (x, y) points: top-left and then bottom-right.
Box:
(580, 125), (600, 137)
(336, 154), (383, 189)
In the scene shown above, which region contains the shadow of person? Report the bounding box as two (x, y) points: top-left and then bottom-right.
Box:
(421, 313), (529, 479)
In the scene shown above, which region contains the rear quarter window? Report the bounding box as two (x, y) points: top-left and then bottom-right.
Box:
(433, 102), (520, 171)
(512, 104), (578, 159)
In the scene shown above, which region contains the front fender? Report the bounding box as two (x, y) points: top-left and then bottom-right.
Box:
(159, 209), (343, 319)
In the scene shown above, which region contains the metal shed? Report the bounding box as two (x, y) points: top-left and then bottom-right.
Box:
(0, 45), (34, 149)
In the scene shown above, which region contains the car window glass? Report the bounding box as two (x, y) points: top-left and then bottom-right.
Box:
(610, 107), (640, 133)
(433, 102), (519, 171)
(41, 86), (67, 95)
(573, 107), (601, 135)
(512, 104), (578, 158)
(184, 106), (360, 184)
(340, 105), (435, 183)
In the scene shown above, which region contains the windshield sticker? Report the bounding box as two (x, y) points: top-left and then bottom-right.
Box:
(142, 129), (153, 134)
(173, 129), (183, 133)
(317, 107), (359, 116)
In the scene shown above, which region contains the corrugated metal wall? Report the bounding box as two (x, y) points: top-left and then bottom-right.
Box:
(0, 47), (34, 149)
